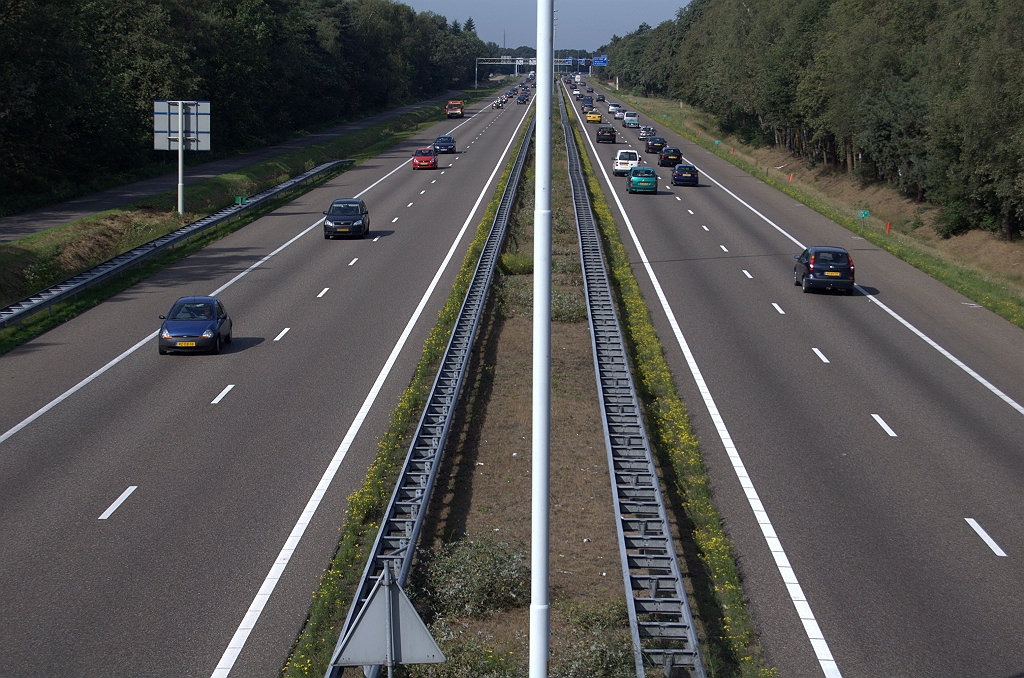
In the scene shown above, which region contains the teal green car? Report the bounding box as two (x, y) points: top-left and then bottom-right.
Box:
(626, 167), (658, 194)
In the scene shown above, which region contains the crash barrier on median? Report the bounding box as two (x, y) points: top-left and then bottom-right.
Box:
(325, 116), (536, 678)
(0, 159), (353, 329)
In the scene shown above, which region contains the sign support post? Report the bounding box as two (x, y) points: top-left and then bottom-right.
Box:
(153, 100), (211, 217)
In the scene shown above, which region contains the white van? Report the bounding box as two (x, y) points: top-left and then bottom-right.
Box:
(613, 150), (640, 176)
(623, 111), (640, 128)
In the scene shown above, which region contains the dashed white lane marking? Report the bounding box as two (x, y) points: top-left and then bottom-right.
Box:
(441, 171), (446, 174)
(687, 209), (694, 214)
(209, 98), (536, 678)
(743, 270), (753, 279)
(570, 92), (843, 678)
(702, 225), (709, 231)
(273, 328), (290, 342)
(675, 196), (681, 201)
(772, 303), (785, 315)
(211, 384), (235, 405)
(373, 236), (381, 242)
(348, 258), (358, 266)
(317, 288), (329, 298)
(431, 180), (436, 184)
(419, 190), (425, 194)
(392, 217), (398, 223)
(98, 486), (137, 520)
(871, 414), (897, 437)
(720, 245), (729, 252)
(407, 202), (413, 207)
(965, 519), (1008, 556)
(680, 150), (1024, 421)
(812, 348), (830, 363)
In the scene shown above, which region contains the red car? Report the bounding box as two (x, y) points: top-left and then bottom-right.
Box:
(411, 147), (437, 170)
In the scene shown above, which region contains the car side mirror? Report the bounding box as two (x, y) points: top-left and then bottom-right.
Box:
(363, 209), (369, 215)
(323, 211), (328, 215)
(159, 315), (166, 319)
(794, 255), (800, 260)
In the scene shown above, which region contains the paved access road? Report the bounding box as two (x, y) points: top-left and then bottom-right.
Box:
(0, 91), (462, 243)
(0, 96), (531, 677)
(572, 84), (1024, 677)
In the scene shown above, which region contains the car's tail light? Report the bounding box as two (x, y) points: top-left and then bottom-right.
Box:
(849, 256), (854, 280)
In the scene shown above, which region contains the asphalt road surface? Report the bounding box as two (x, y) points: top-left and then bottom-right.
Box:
(0, 95), (532, 677)
(0, 91), (462, 243)
(571, 82), (1024, 677)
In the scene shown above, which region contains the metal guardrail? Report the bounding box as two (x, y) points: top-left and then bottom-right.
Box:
(0, 159), (352, 329)
(559, 88), (707, 678)
(325, 115), (536, 678)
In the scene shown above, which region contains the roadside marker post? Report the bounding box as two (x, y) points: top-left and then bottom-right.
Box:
(789, 173), (793, 182)
(886, 221), (891, 233)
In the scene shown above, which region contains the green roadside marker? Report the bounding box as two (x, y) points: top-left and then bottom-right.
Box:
(858, 210), (869, 218)
(234, 196), (247, 205)
(715, 140), (721, 145)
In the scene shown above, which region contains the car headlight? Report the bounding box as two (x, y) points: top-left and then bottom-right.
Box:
(325, 220), (333, 226)
(202, 329), (214, 338)
(353, 219), (363, 227)
(161, 328), (171, 339)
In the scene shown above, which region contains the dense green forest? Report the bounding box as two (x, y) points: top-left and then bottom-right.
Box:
(0, 0), (506, 209)
(599, 0), (1024, 239)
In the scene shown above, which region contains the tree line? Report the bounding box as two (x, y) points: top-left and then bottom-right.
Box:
(0, 0), (492, 207)
(599, 0), (1024, 239)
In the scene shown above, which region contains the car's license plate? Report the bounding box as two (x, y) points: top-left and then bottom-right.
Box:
(177, 341), (196, 347)
(339, 228), (349, 232)
(825, 271), (840, 277)
(683, 173), (692, 176)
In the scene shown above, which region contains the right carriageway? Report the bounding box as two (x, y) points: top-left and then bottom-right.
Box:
(569, 81), (1024, 677)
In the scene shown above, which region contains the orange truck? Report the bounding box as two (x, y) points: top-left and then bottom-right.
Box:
(445, 100), (465, 118)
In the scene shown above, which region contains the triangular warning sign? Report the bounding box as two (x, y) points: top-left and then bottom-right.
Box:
(331, 571), (445, 667)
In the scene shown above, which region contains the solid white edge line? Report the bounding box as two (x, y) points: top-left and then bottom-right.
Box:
(98, 485), (137, 520)
(965, 518), (1008, 557)
(871, 413), (897, 437)
(273, 328), (290, 342)
(812, 348), (830, 364)
(567, 82), (842, 678)
(772, 303), (786, 315)
(0, 99), (514, 449)
(209, 100), (534, 678)
(211, 384), (235, 405)
(683, 151), (1024, 419)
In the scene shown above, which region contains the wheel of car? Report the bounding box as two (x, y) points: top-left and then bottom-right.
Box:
(211, 336), (221, 354)
(363, 226), (369, 239)
(159, 347), (167, 355)
(845, 287), (855, 296)
(225, 329), (232, 344)
(324, 233), (330, 239)
(794, 269), (800, 286)
(802, 276), (810, 293)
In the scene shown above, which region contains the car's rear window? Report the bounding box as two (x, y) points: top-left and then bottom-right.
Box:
(676, 164), (696, 171)
(632, 168), (656, 177)
(329, 203), (360, 216)
(624, 112), (637, 117)
(815, 251), (849, 264)
(651, 137), (666, 143)
(169, 302), (214, 320)
(662, 148), (680, 154)
(618, 152), (638, 161)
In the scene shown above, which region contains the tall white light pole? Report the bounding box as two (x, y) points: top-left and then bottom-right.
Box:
(530, 0), (553, 676)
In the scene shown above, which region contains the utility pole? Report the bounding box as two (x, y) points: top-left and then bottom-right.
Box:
(530, 0), (553, 677)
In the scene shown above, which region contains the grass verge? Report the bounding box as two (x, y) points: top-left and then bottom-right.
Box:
(279, 111), (534, 678)
(608, 88), (1024, 330)
(566, 100), (776, 676)
(0, 88), (506, 357)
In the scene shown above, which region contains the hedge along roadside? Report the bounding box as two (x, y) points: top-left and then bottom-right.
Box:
(564, 103), (776, 677)
(280, 111), (535, 678)
(614, 89), (1024, 331)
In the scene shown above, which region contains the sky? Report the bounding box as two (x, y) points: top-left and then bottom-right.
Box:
(403, 0), (684, 52)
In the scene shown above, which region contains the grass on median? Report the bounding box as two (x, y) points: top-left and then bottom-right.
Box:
(279, 112), (534, 678)
(564, 98), (777, 677)
(609, 88), (1024, 330)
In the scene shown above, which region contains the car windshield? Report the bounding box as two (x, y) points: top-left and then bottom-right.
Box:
(632, 168), (656, 177)
(436, 136), (453, 143)
(169, 302), (214, 320)
(618, 152), (638, 161)
(815, 251), (849, 264)
(415, 148), (434, 156)
(329, 203), (360, 216)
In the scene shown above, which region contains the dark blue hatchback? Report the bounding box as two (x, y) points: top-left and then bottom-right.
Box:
(433, 135), (456, 153)
(793, 246), (855, 294)
(672, 164), (699, 186)
(158, 296), (232, 354)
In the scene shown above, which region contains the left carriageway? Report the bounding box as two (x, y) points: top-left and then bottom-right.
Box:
(0, 96), (532, 677)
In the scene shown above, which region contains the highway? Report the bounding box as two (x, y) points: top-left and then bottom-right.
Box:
(0, 95), (532, 677)
(570, 83), (1024, 677)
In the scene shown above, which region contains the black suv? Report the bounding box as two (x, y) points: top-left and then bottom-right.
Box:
(793, 246), (855, 293)
(644, 136), (667, 153)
